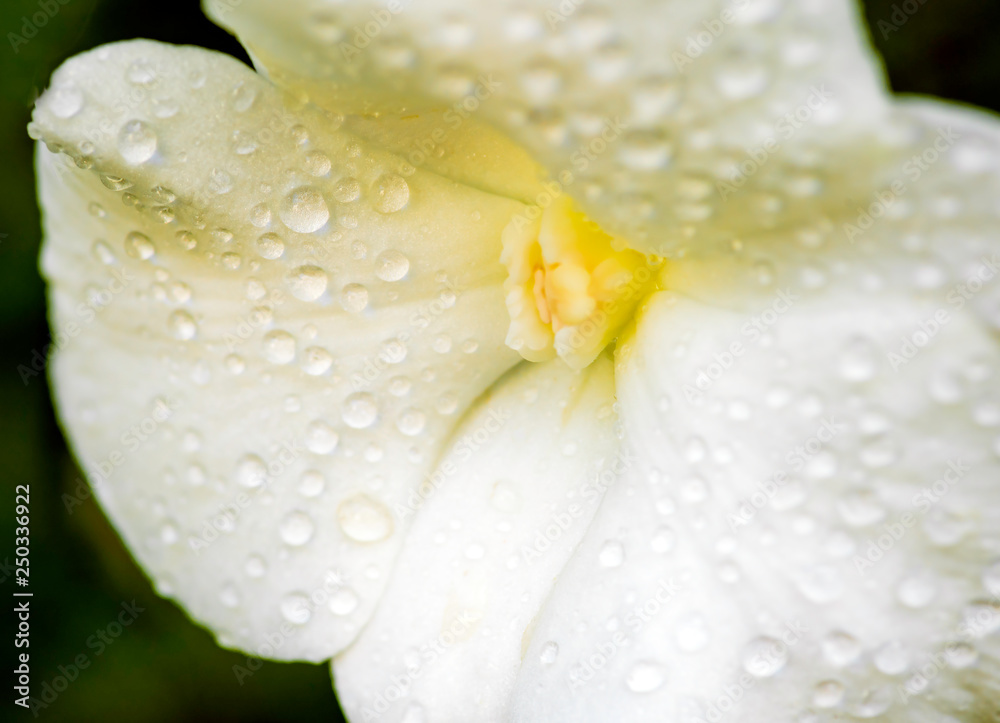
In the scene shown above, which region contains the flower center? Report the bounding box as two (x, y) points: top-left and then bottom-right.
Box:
(500, 194), (660, 370)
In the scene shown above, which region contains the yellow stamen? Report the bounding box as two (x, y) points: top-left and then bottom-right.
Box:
(500, 194), (660, 369)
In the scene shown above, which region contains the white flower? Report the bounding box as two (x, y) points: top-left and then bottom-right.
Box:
(31, 0), (1000, 720)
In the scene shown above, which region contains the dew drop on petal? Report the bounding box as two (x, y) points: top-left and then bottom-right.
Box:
(287, 265), (328, 301)
(263, 330), (296, 365)
(372, 174), (410, 213)
(279, 512), (315, 546)
(625, 661), (666, 693)
(742, 636), (788, 677)
(234, 454), (267, 488)
(342, 393), (378, 429)
(117, 120), (157, 164)
(337, 494), (393, 542)
(280, 186), (329, 233)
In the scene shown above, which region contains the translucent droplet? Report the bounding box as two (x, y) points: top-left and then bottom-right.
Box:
(280, 186), (329, 233)
(92, 240), (116, 265)
(598, 540), (624, 568)
(329, 587), (359, 615)
(219, 583), (241, 608)
(117, 120), (157, 164)
(822, 630), (861, 667)
(396, 408), (427, 436)
(168, 310), (197, 340)
(534, 640), (558, 666)
(304, 151), (331, 177)
(813, 680), (845, 708)
(305, 420), (339, 454)
(47, 84), (84, 118)
(625, 661), (666, 693)
(287, 265), (328, 301)
(343, 392), (378, 428)
(341, 283), (369, 312)
(375, 249), (410, 281)
(256, 233), (285, 260)
(249, 203), (272, 227)
(299, 470), (325, 498)
(263, 330), (296, 365)
(333, 177), (361, 203)
(244, 555), (267, 578)
(126, 59), (157, 85)
(337, 494), (394, 542)
(279, 511), (315, 546)
(302, 347), (333, 376)
(231, 82), (257, 112)
(372, 174), (410, 213)
(125, 231), (155, 260)
(235, 454), (267, 488)
(742, 636), (788, 677)
(280, 593), (311, 624)
(873, 640), (910, 675)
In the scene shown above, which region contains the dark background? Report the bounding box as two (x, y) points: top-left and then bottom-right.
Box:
(0, 1), (997, 720)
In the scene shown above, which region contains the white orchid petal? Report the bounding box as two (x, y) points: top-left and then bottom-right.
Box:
(35, 39), (528, 660)
(510, 105), (1000, 720)
(205, 0), (889, 252)
(333, 355), (618, 721)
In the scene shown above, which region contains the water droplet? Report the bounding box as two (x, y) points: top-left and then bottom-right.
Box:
(249, 203), (272, 227)
(490, 480), (521, 513)
(305, 420), (339, 454)
(168, 310), (197, 340)
(256, 233), (285, 259)
(598, 540), (624, 568)
(244, 555), (267, 578)
(742, 636), (788, 677)
(897, 573), (937, 609)
(333, 177), (361, 203)
(47, 84), (84, 118)
(396, 408), (427, 436)
(944, 642), (978, 668)
(159, 521), (179, 545)
(329, 587), (359, 615)
(620, 129), (673, 170)
(343, 392), (378, 428)
(235, 454), (267, 488)
(341, 283), (369, 312)
(280, 592), (311, 624)
(375, 249), (410, 281)
(539, 641), (559, 665)
(126, 59), (157, 85)
(91, 240), (116, 265)
(221, 252), (242, 270)
(822, 630), (861, 667)
(372, 174), (410, 213)
(279, 511), (315, 546)
(117, 120), (157, 164)
(280, 186), (329, 233)
(840, 337), (878, 382)
(225, 354), (246, 375)
(650, 526), (676, 554)
(625, 661), (666, 693)
(263, 330), (296, 365)
(299, 470), (325, 497)
(231, 82), (257, 112)
(125, 231), (155, 260)
(675, 614), (710, 653)
(813, 680), (844, 708)
(287, 265), (328, 301)
(304, 151), (331, 177)
(337, 494), (393, 542)
(302, 347), (333, 376)
(873, 640), (910, 675)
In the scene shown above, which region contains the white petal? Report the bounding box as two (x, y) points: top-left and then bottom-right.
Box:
(205, 0), (889, 251)
(510, 105), (1000, 720)
(332, 355), (619, 722)
(34, 39), (527, 661)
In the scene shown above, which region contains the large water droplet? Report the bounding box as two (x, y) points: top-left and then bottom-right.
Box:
(305, 420), (339, 454)
(235, 454), (268, 488)
(47, 84), (84, 118)
(625, 661), (666, 693)
(396, 408), (427, 436)
(741, 636), (788, 677)
(117, 120), (157, 164)
(125, 231), (155, 260)
(287, 265), (328, 301)
(341, 284), (369, 312)
(168, 310), (197, 340)
(372, 174), (410, 213)
(302, 346), (333, 376)
(375, 249), (410, 281)
(280, 186), (329, 233)
(342, 393), (378, 428)
(280, 592), (311, 624)
(329, 587), (359, 615)
(279, 511), (315, 546)
(337, 494), (393, 542)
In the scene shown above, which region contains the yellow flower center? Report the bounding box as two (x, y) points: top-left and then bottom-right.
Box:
(500, 194), (660, 370)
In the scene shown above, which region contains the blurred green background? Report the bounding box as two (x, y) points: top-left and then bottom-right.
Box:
(0, 1), (998, 720)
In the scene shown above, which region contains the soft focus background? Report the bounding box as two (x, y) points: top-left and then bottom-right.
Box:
(0, 1), (998, 720)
